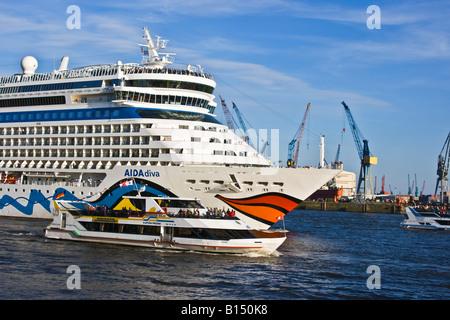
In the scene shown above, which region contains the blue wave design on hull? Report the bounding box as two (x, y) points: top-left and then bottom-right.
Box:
(0, 179), (173, 216)
(54, 182), (172, 210)
(0, 189), (51, 216)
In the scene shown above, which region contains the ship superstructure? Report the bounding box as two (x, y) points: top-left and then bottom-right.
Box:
(0, 28), (340, 229)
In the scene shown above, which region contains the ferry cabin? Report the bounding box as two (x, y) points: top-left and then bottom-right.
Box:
(46, 201), (286, 254)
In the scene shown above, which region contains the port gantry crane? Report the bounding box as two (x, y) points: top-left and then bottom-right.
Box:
(341, 101), (377, 200)
(407, 173), (418, 197)
(287, 103), (311, 168)
(222, 98), (267, 154)
(435, 131), (450, 203)
(420, 180), (426, 197)
(219, 95), (236, 130)
(231, 101), (254, 148)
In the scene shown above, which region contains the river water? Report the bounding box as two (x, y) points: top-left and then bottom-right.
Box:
(0, 210), (448, 301)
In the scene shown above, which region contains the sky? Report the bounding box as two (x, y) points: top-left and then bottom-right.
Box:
(0, 0), (449, 195)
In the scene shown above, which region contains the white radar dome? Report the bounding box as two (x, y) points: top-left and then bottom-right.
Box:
(21, 56), (38, 75)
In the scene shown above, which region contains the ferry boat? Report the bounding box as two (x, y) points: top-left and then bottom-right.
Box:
(0, 27), (341, 229)
(401, 206), (450, 230)
(44, 191), (287, 255)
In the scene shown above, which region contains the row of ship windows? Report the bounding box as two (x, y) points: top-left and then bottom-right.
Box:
(1, 159), (263, 171)
(0, 108), (123, 122)
(1, 137), (162, 146)
(0, 123), (148, 135)
(0, 96), (65, 108)
(125, 79), (214, 94)
(0, 185), (278, 196)
(0, 108), (221, 126)
(0, 78), (214, 95)
(0, 92), (214, 112)
(185, 179), (284, 187)
(78, 223), (252, 241)
(0, 123), (227, 136)
(0, 137), (240, 147)
(0, 148), (247, 158)
(115, 90), (214, 113)
(0, 93), (213, 113)
(0, 160), (181, 170)
(0, 80), (106, 94)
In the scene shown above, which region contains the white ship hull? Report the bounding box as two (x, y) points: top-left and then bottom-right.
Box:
(45, 228), (286, 255)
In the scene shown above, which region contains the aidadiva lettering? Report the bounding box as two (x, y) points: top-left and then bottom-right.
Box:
(124, 169), (160, 178)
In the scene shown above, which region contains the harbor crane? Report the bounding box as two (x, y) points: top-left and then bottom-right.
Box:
(331, 144), (343, 169)
(435, 131), (450, 203)
(380, 175), (388, 195)
(420, 180), (426, 197)
(409, 174), (419, 197)
(408, 174), (412, 196)
(341, 101), (377, 199)
(415, 174), (419, 197)
(287, 103), (311, 168)
(231, 101), (253, 148)
(219, 96), (236, 130)
(335, 144), (341, 163)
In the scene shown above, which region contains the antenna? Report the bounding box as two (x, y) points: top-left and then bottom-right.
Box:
(139, 27), (175, 68)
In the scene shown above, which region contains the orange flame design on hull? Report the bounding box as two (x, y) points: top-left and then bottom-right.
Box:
(215, 192), (302, 226)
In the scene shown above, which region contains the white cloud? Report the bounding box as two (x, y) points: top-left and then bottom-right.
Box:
(203, 58), (389, 106)
(119, 0), (449, 27)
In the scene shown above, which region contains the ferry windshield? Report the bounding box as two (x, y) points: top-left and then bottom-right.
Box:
(129, 198), (146, 211)
(157, 199), (203, 209)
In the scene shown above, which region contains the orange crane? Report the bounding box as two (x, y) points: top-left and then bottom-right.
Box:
(420, 180), (426, 197)
(219, 95), (236, 130)
(380, 175), (388, 195)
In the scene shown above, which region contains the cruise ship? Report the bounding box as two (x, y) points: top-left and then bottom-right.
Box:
(0, 27), (340, 229)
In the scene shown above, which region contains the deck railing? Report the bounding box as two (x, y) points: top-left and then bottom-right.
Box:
(0, 64), (213, 86)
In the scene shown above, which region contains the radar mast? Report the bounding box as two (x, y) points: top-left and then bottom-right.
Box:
(139, 27), (175, 69)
